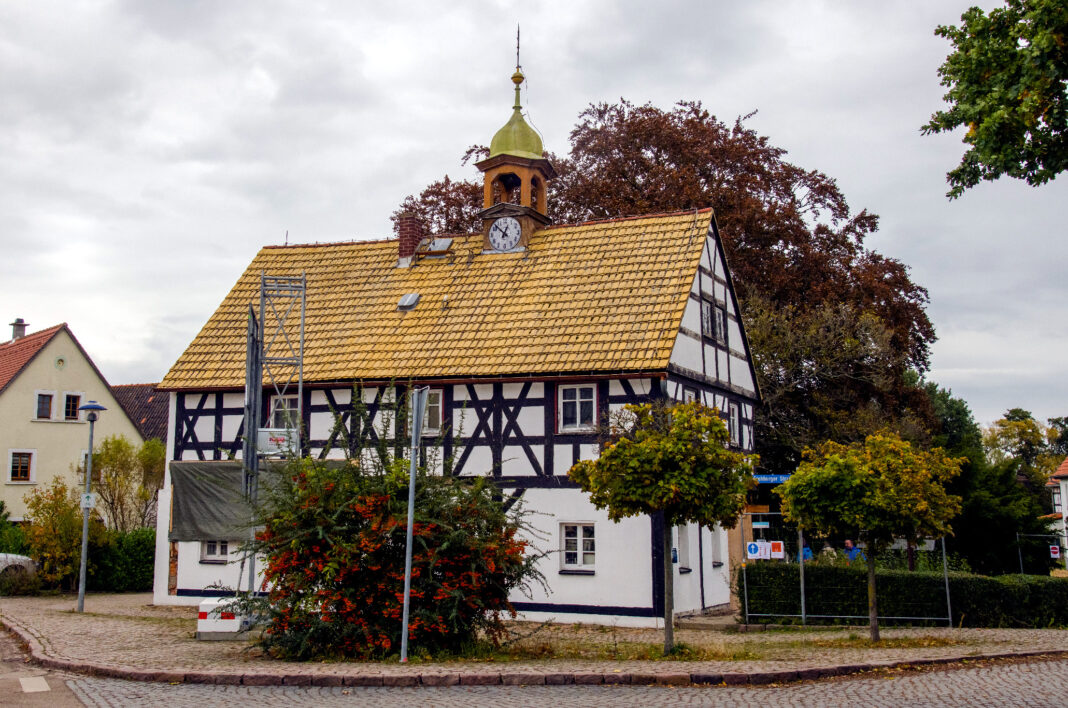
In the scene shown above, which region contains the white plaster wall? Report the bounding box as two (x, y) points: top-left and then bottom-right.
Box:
(514, 405), (543, 436)
(680, 297), (700, 332)
(729, 355), (755, 392)
(553, 445), (574, 475)
(670, 334), (703, 373)
(513, 488), (653, 612)
(459, 446), (492, 476)
(704, 526), (732, 607)
(152, 486), (172, 604)
(501, 445), (538, 476)
(673, 524), (702, 613)
(175, 540), (263, 594)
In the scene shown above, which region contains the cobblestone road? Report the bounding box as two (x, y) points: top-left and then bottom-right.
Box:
(64, 657), (1067, 707)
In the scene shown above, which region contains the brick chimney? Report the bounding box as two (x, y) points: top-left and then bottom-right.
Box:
(10, 317), (27, 340)
(396, 213), (423, 267)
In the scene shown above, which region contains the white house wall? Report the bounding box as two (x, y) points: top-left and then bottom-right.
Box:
(667, 222), (758, 453)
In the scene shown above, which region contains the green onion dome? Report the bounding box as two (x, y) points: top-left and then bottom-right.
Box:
(488, 69), (544, 160)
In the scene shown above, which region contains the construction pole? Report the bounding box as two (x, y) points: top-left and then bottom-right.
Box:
(400, 387), (429, 663)
(798, 527), (806, 625)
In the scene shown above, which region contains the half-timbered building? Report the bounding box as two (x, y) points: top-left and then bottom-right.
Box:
(152, 67), (760, 626)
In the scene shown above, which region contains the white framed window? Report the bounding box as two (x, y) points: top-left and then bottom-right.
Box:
(421, 389), (443, 436)
(700, 299), (727, 344)
(63, 392), (84, 421)
(34, 391), (56, 420)
(682, 387), (698, 403)
(1054, 489), (1063, 515)
(676, 525), (692, 573)
(561, 523), (595, 571)
(558, 384), (596, 433)
(8, 449), (36, 483)
(728, 402), (741, 446)
(200, 540), (230, 564)
(270, 395), (299, 430)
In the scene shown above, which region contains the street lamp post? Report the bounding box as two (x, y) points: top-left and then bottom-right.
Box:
(76, 400), (106, 613)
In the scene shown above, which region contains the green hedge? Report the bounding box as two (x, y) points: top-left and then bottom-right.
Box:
(738, 562), (1068, 628)
(88, 528), (156, 592)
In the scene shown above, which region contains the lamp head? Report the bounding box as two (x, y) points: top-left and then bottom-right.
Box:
(78, 400), (107, 423)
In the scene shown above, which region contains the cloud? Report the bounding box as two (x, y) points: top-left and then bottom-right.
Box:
(0, 0), (1062, 430)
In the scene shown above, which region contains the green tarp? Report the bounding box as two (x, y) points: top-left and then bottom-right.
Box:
(168, 461), (253, 542)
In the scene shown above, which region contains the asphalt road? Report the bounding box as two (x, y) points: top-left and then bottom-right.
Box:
(3, 630), (1064, 707)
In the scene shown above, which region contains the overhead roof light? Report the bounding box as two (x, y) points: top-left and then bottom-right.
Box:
(397, 293), (420, 311)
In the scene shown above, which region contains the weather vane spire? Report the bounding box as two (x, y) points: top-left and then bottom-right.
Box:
(516, 24), (521, 70)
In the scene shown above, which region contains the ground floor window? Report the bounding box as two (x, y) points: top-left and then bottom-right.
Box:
(9, 451), (33, 482)
(561, 523), (595, 572)
(200, 540), (230, 564)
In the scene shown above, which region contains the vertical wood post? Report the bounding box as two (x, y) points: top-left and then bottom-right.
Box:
(662, 520), (674, 654)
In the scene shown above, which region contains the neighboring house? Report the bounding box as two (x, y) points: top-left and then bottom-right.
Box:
(1048, 457), (1068, 557)
(111, 383), (169, 442)
(0, 319), (144, 521)
(152, 68), (760, 626)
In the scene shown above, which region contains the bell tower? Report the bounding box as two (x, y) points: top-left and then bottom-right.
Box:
(476, 66), (556, 252)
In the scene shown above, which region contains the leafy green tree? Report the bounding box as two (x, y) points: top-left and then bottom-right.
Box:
(88, 435), (165, 532)
(1047, 416), (1068, 457)
(568, 401), (755, 654)
(926, 386), (1052, 573)
(23, 478), (106, 590)
(983, 408), (1062, 485)
(744, 295), (935, 478)
(776, 432), (963, 640)
(923, 0), (1068, 197)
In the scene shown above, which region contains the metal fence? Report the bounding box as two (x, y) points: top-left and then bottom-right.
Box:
(739, 512), (952, 626)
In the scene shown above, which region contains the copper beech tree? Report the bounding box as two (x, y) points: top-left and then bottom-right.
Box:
(396, 101), (937, 476)
(775, 432), (963, 641)
(923, 0), (1068, 198)
(568, 401), (755, 654)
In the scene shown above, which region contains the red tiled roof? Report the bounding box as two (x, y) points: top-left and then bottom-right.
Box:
(0, 324), (65, 394)
(1051, 456), (1068, 480)
(110, 383), (169, 442)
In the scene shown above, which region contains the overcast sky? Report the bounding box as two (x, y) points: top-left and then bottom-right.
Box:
(1, 1), (1063, 427)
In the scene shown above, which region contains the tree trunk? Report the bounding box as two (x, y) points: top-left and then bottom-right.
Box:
(866, 549), (880, 642)
(662, 521), (674, 655)
(907, 539), (915, 572)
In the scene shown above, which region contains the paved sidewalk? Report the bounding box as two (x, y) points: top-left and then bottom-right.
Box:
(2, 594), (1066, 688)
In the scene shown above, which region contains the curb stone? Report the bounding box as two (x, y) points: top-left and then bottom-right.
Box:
(3, 615), (1068, 689)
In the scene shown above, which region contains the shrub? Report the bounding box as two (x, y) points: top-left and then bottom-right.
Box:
(239, 459), (542, 660)
(0, 564), (42, 596)
(88, 528), (156, 592)
(0, 501), (29, 554)
(23, 478), (107, 590)
(738, 562), (1068, 628)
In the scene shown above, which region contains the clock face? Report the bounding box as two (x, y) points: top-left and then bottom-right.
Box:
(488, 217), (522, 251)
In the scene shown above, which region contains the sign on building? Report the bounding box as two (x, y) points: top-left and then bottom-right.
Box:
(746, 540), (785, 560)
(257, 427), (300, 457)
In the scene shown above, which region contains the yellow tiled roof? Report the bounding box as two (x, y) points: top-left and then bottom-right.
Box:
(160, 210), (713, 390)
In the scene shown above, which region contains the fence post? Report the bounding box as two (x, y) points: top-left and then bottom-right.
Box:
(1017, 532), (1024, 575)
(740, 513), (750, 625)
(797, 527), (806, 625)
(941, 537), (952, 628)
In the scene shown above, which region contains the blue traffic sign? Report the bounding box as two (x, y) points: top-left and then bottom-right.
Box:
(754, 474), (791, 484)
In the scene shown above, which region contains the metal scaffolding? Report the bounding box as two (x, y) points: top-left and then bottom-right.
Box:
(241, 271), (306, 602)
